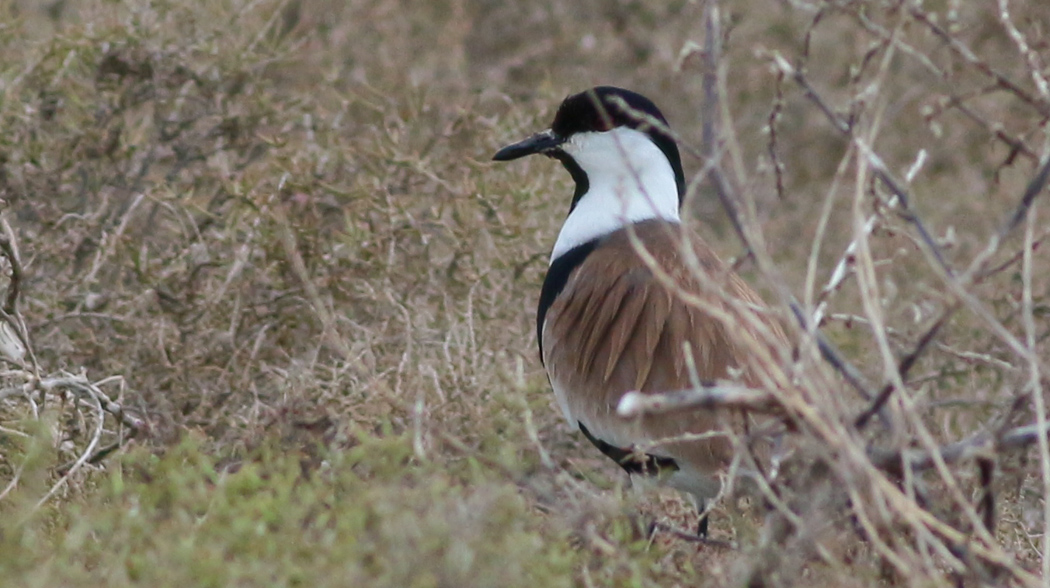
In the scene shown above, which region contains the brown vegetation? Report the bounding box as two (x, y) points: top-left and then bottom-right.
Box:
(0, 0), (1048, 586)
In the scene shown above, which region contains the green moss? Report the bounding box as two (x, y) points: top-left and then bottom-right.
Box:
(0, 433), (687, 586)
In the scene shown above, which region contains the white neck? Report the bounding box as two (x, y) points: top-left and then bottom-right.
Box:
(550, 127), (681, 262)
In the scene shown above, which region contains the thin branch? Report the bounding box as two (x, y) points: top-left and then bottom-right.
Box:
(1000, 153), (1050, 237)
(1019, 200), (1048, 578)
(909, 6), (1050, 118)
(774, 53), (953, 276)
(789, 302), (876, 401)
(0, 236), (21, 315)
(616, 383), (780, 418)
(701, 0), (747, 244)
(767, 69), (787, 201)
(29, 382), (105, 513)
(869, 418), (1050, 477)
(852, 8), (1039, 165)
(844, 134), (1050, 432)
(855, 306), (957, 429)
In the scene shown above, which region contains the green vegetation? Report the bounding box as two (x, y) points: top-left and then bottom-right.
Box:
(4, 435), (596, 587)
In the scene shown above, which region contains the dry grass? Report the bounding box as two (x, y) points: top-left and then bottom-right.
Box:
(0, 0), (1048, 585)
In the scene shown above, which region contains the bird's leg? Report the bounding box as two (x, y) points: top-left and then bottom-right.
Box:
(645, 518), (659, 541)
(697, 500), (710, 538)
(649, 520), (733, 548)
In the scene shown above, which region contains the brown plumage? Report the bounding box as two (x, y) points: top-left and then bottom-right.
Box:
(544, 219), (784, 505)
(493, 86), (788, 535)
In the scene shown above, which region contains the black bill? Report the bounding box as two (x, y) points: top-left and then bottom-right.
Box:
(492, 129), (564, 161)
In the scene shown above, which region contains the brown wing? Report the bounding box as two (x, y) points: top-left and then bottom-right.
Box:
(542, 219), (785, 476)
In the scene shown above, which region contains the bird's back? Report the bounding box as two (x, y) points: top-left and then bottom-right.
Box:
(542, 218), (785, 500)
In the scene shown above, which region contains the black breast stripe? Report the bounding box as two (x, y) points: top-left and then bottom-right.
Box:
(578, 422), (679, 477)
(537, 240), (598, 363)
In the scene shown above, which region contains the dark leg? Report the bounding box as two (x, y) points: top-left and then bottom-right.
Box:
(697, 500), (710, 538)
(650, 517), (732, 548)
(645, 518), (659, 540)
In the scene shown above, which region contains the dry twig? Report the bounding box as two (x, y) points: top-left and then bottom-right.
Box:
(0, 215), (145, 514)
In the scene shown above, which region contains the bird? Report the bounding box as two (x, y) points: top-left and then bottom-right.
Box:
(492, 86), (787, 537)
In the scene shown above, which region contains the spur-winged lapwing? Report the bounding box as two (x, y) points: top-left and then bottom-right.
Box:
(493, 86), (786, 536)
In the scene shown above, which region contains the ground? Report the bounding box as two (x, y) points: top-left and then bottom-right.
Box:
(0, 0), (1049, 586)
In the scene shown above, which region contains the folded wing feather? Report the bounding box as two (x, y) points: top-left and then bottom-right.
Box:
(542, 219), (781, 475)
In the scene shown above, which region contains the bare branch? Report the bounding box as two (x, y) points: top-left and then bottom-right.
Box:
(616, 383), (779, 418)
(701, 2), (745, 245)
(0, 235), (21, 315)
(855, 306), (957, 429)
(910, 6), (1050, 117)
(774, 53), (953, 276)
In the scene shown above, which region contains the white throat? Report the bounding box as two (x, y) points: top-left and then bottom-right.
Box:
(550, 127), (681, 262)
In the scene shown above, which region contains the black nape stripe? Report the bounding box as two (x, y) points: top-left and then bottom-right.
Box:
(536, 239), (599, 362)
(578, 422), (679, 477)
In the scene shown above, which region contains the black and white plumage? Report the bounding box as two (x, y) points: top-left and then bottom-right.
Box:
(493, 87), (786, 536)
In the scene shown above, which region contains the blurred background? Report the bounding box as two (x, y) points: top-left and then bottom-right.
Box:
(0, 0), (1048, 585)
